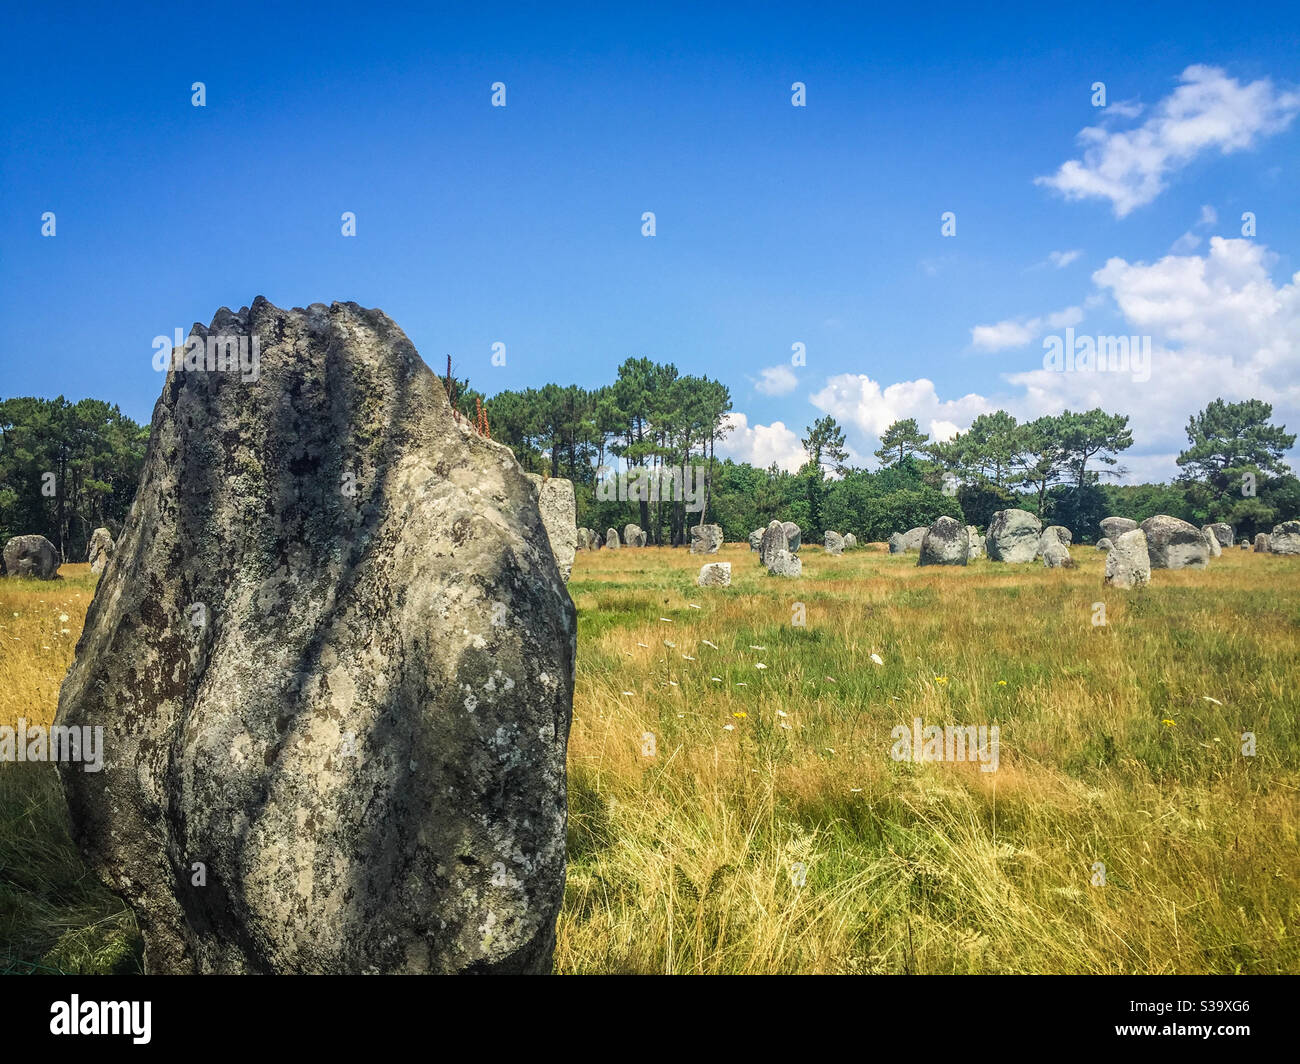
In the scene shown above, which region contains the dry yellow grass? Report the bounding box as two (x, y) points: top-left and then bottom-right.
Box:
(556, 542), (1300, 974)
(1, 548), (1297, 973)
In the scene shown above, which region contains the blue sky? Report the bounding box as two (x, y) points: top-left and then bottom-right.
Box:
(2, 2), (1298, 481)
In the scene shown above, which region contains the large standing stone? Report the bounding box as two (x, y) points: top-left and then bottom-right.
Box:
(843, 533), (857, 550)
(690, 524), (723, 555)
(1141, 515), (1210, 569)
(55, 298), (575, 975)
(87, 527), (115, 574)
(1099, 517), (1137, 542)
(897, 527), (927, 553)
(1254, 533), (1270, 553)
(1270, 521), (1300, 555)
(1200, 525), (1222, 558)
(1104, 529), (1151, 589)
(918, 516), (968, 566)
(964, 526), (984, 559)
(623, 524), (647, 548)
(888, 533), (906, 554)
(526, 474), (577, 583)
(1206, 523), (1234, 548)
(1038, 526), (1072, 554)
(605, 527), (621, 550)
(697, 562), (731, 587)
(1040, 541), (1074, 569)
(823, 530), (844, 555)
(766, 549), (801, 578)
(758, 520), (788, 567)
(2, 534), (61, 579)
(748, 529), (763, 552)
(985, 509), (1042, 563)
(782, 522), (801, 552)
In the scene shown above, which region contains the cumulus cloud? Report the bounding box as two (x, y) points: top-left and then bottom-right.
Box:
(717, 412), (807, 472)
(1036, 65), (1300, 216)
(754, 365), (798, 396)
(809, 375), (993, 445)
(970, 305), (1084, 352)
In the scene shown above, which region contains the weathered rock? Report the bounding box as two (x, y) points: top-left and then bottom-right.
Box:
(985, 509), (1042, 563)
(1270, 520), (1300, 555)
(576, 527), (601, 552)
(1040, 541), (1074, 569)
(605, 527), (621, 550)
(2, 534), (61, 579)
(782, 522), (801, 552)
(1239, 541), (1249, 549)
(766, 548), (802, 578)
(1096, 538), (1113, 551)
(843, 533), (857, 550)
(1206, 523), (1234, 548)
(1254, 532), (1270, 553)
(623, 524), (647, 548)
(1141, 515), (1209, 569)
(1100, 517), (1137, 541)
(823, 531), (844, 555)
(888, 533), (906, 554)
(918, 516), (968, 566)
(897, 527), (927, 553)
(1104, 529), (1151, 589)
(1200, 525), (1222, 558)
(758, 520), (788, 567)
(749, 529), (763, 552)
(1039, 526), (1072, 553)
(689, 523), (723, 555)
(87, 527), (115, 574)
(55, 298), (575, 975)
(526, 474), (577, 583)
(964, 525), (984, 559)
(697, 562), (731, 587)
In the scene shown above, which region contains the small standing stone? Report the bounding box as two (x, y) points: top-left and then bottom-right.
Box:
(697, 562), (731, 587)
(1104, 529), (1151, 589)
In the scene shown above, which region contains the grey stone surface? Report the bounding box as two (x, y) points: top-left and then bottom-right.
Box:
(897, 527), (927, 553)
(1254, 532), (1270, 553)
(766, 548), (802, 577)
(1206, 523), (1234, 548)
(55, 298), (574, 975)
(623, 524), (647, 548)
(985, 509), (1042, 563)
(2, 534), (60, 579)
(782, 522), (801, 552)
(1104, 529), (1151, 589)
(1096, 538), (1113, 551)
(918, 516), (968, 566)
(964, 525), (984, 559)
(1141, 515), (1210, 569)
(749, 529), (762, 552)
(526, 474), (576, 582)
(605, 527), (621, 549)
(1270, 520), (1300, 555)
(1040, 541), (1074, 569)
(87, 527), (115, 574)
(1100, 517), (1138, 542)
(690, 523), (723, 555)
(888, 533), (905, 554)
(1200, 525), (1222, 558)
(697, 562), (731, 587)
(823, 530), (844, 555)
(843, 533), (857, 550)
(759, 520), (788, 567)
(1039, 525), (1073, 553)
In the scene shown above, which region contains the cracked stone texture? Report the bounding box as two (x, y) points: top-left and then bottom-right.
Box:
(1105, 529), (1151, 589)
(525, 474), (576, 583)
(55, 298), (576, 975)
(918, 517), (968, 567)
(689, 524), (723, 555)
(1099, 517), (1137, 542)
(88, 527), (116, 574)
(985, 509), (1042, 563)
(1141, 515), (1209, 569)
(1271, 521), (1300, 555)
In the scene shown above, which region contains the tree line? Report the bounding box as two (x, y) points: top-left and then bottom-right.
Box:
(3, 372), (1295, 563)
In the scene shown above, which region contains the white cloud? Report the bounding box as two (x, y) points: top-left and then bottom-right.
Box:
(1036, 65), (1300, 216)
(971, 305), (1084, 351)
(1198, 204), (1218, 227)
(717, 413), (807, 472)
(809, 375), (993, 448)
(1048, 249), (1083, 268)
(754, 365), (798, 396)
(1170, 231), (1202, 253)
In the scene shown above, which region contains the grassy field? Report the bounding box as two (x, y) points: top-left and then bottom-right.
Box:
(3, 546), (1298, 973)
